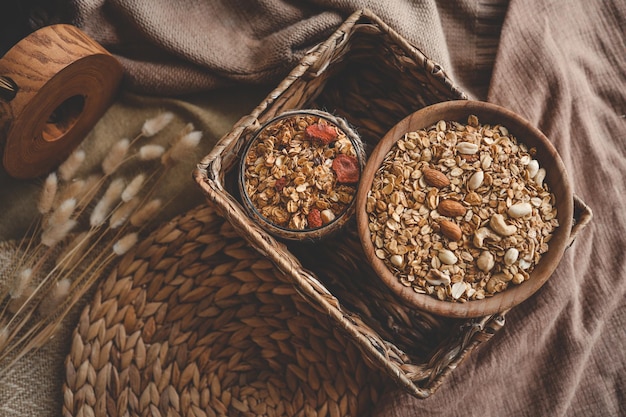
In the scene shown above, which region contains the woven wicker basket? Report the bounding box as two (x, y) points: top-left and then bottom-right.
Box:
(194, 9), (593, 398)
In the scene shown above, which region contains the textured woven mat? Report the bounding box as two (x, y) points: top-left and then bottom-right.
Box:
(63, 204), (386, 417)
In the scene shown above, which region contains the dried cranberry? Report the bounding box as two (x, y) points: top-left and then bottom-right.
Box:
(332, 154), (360, 184)
(305, 123), (338, 145)
(307, 209), (323, 228)
(274, 177), (287, 191)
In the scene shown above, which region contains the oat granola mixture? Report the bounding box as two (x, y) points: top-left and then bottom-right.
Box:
(243, 114), (359, 230)
(366, 115), (559, 302)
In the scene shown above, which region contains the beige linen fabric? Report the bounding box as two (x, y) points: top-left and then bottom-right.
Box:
(69, 0), (453, 95)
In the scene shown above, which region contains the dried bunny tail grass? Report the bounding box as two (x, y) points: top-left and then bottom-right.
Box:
(7, 290), (33, 315)
(141, 111), (174, 137)
(47, 198), (76, 228)
(162, 129), (203, 165)
(121, 174), (146, 202)
(113, 233), (138, 256)
(110, 198), (140, 229)
(89, 178), (125, 227)
(101, 139), (130, 175)
(41, 220), (77, 247)
(77, 174), (102, 209)
(0, 325), (7, 350)
(58, 149), (86, 181)
(130, 198), (162, 227)
(139, 144), (165, 160)
(57, 180), (85, 207)
(55, 231), (90, 270)
(9, 268), (33, 299)
(37, 278), (71, 317)
(89, 203), (108, 229)
(37, 173), (58, 215)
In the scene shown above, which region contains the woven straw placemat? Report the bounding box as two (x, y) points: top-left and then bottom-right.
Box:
(63, 204), (386, 417)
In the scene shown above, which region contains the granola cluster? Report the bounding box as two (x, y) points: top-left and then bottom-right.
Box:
(243, 114), (360, 230)
(366, 115), (559, 302)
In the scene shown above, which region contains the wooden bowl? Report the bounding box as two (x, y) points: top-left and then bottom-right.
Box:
(356, 100), (573, 318)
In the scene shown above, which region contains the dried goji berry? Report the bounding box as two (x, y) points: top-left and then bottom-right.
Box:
(332, 154), (360, 183)
(307, 208), (323, 228)
(305, 123), (338, 145)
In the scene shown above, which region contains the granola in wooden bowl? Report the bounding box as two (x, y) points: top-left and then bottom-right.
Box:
(356, 100), (573, 318)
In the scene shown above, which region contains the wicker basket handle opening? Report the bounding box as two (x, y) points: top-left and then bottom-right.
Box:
(568, 194), (593, 248)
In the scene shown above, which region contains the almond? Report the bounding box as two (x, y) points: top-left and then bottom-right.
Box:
(422, 167), (450, 188)
(437, 199), (467, 217)
(439, 219), (462, 241)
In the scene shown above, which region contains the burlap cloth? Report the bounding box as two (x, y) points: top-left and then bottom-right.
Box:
(1, 0), (624, 416)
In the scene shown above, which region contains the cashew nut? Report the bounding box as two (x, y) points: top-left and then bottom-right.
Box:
(477, 251), (495, 272)
(489, 214), (517, 236)
(473, 227), (502, 248)
(504, 248), (519, 265)
(508, 202), (532, 218)
(438, 249), (458, 265)
(320, 209), (335, 224)
(527, 159), (539, 178)
(512, 273), (525, 285)
(390, 254), (404, 268)
(486, 273), (511, 293)
(535, 168), (546, 186)
(468, 170), (484, 190)
(456, 142), (479, 154)
(425, 269), (451, 286)
(451, 282), (466, 299)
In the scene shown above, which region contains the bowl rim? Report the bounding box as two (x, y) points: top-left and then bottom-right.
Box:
(356, 100), (573, 318)
(238, 109), (365, 240)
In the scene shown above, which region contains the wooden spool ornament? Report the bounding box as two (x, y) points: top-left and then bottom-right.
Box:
(0, 24), (123, 179)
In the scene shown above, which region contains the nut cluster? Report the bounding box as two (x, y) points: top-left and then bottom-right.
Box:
(243, 114), (360, 230)
(366, 115), (558, 302)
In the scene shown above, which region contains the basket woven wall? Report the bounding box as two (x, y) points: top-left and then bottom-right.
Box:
(194, 9), (589, 398)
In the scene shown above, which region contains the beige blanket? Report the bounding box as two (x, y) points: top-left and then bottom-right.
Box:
(1, 0), (624, 416)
